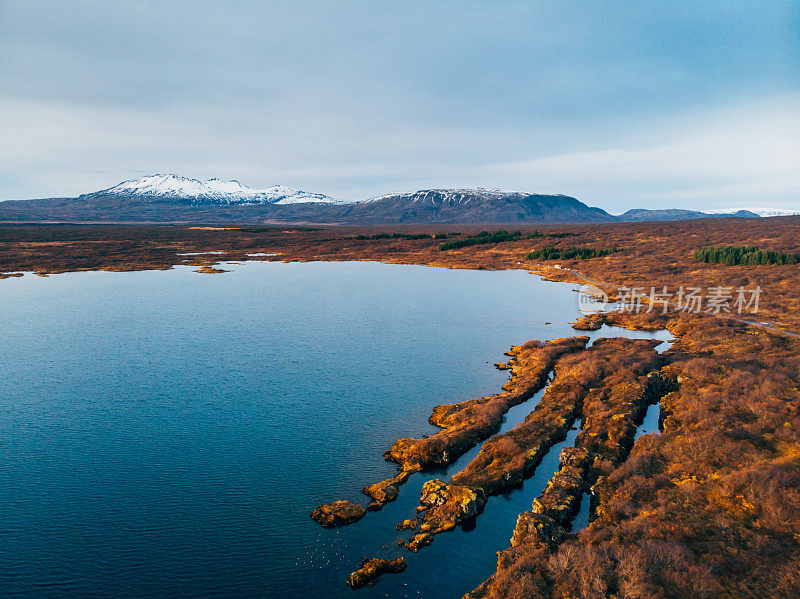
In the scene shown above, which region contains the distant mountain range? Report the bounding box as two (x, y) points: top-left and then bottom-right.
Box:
(617, 208), (759, 222)
(351, 189), (613, 224)
(0, 174), (767, 225)
(83, 173), (343, 205)
(708, 208), (800, 218)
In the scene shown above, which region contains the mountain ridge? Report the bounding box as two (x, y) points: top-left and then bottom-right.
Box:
(81, 173), (343, 205)
(0, 175), (766, 225)
(618, 208), (759, 221)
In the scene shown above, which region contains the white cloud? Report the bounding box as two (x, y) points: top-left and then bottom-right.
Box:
(1, 94), (798, 210)
(2, 2), (797, 210)
(484, 96), (800, 211)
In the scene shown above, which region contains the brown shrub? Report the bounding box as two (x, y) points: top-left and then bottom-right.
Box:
(521, 339), (543, 349)
(616, 540), (722, 599)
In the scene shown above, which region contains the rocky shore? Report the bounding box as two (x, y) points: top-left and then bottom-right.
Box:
(3, 221), (799, 597)
(346, 557), (407, 588)
(299, 307), (798, 597)
(310, 500), (366, 528)
(311, 337), (588, 518)
(387, 336), (587, 472)
(469, 341), (675, 598)
(398, 337), (664, 552)
(463, 313), (800, 598)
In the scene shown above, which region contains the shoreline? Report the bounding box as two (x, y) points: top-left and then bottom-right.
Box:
(2, 219), (799, 332)
(312, 311), (679, 590)
(1, 221), (799, 596)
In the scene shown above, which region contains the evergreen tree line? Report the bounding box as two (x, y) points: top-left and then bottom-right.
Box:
(694, 245), (800, 265)
(438, 230), (576, 251)
(353, 232), (458, 241)
(526, 246), (615, 261)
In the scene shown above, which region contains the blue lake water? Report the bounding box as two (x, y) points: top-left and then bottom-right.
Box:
(0, 261), (670, 598)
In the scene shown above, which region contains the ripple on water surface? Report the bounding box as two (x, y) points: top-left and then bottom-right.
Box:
(0, 261), (671, 598)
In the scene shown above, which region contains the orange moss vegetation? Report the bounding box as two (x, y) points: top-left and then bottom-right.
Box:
(402, 338), (663, 552)
(356, 337), (587, 513)
(346, 557), (407, 589)
(387, 337), (588, 472)
(469, 314), (800, 599)
(3, 217), (798, 330)
(3, 220), (800, 597)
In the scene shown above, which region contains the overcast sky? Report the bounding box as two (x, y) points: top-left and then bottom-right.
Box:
(1, 1), (798, 211)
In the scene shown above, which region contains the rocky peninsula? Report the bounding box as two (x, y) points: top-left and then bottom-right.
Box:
(1, 217), (799, 597)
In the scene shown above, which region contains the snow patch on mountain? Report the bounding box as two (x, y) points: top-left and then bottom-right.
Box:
(84, 174), (343, 205)
(363, 188), (549, 204)
(706, 207), (800, 217)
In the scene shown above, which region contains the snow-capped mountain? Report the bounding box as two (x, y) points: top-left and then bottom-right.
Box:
(363, 188), (545, 204)
(707, 207), (800, 217)
(54, 184), (615, 223)
(355, 188), (613, 223)
(81, 174), (343, 205)
(10, 180), (784, 224)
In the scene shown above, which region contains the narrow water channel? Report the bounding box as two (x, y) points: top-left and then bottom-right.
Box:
(0, 262), (675, 599)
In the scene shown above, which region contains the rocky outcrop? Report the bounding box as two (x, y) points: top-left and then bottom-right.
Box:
(310, 500), (367, 528)
(401, 338), (663, 553)
(346, 557), (408, 588)
(467, 339), (669, 599)
(528, 446), (592, 528)
(386, 337), (588, 472)
(312, 339), (589, 530)
(362, 471), (410, 510)
(396, 519), (417, 531)
(570, 313), (605, 330)
(406, 532), (434, 551)
(318, 338), (587, 530)
(405, 480), (487, 549)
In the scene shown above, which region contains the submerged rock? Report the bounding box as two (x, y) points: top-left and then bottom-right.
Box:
(193, 265), (229, 274)
(310, 500), (367, 528)
(346, 557), (407, 588)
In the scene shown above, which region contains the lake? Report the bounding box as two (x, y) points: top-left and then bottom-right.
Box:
(0, 261), (670, 598)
